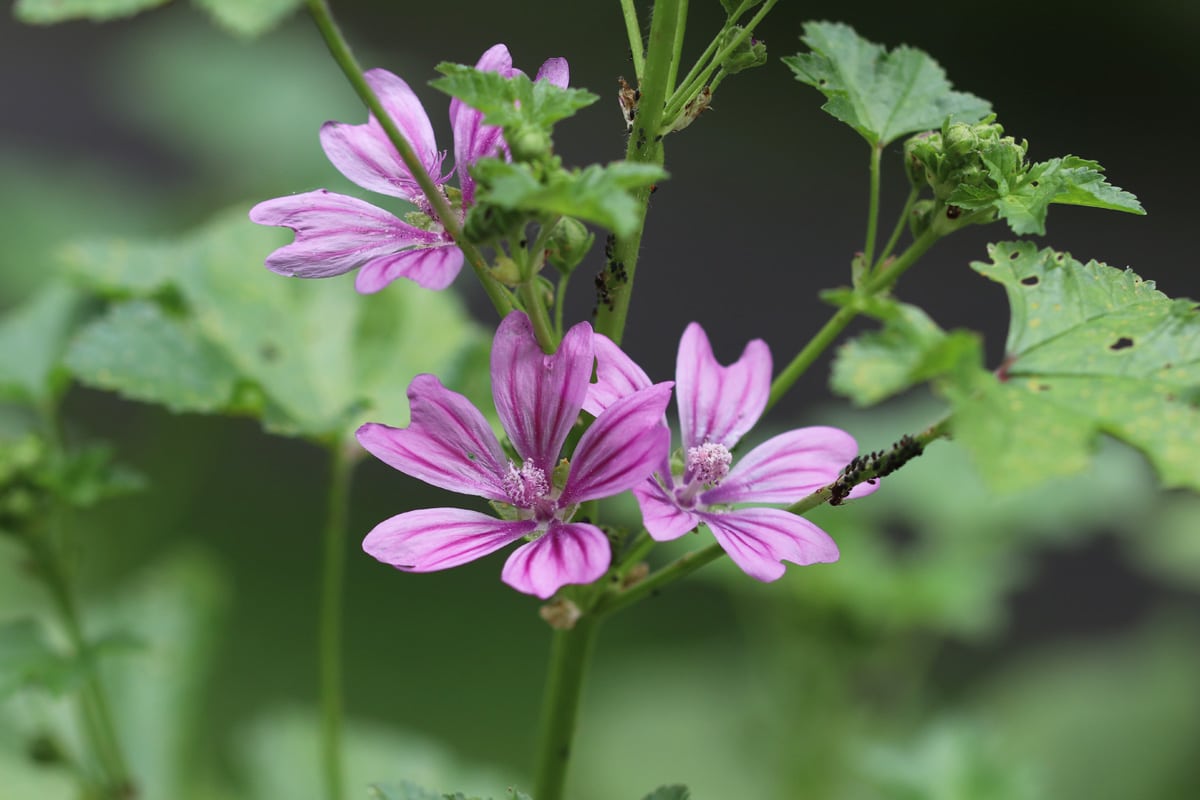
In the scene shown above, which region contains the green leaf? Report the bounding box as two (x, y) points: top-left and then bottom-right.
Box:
(64, 207), (489, 439)
(431, 64), (599, 130)
(0, 282), (84, 406)
(950, 154), (1144, 235)
(641, 786), (692, 800)
(783, 21), (990, 147)
(472, 160), (665, 237)
(13, 0), (168, 23)
(826, 291), (981, 406)
(66, 301), (241, 415)
(190, 0), (302, 37)
(368, 785), (445, 800)
(0, 618), (138, 698)
(945, 242), (1200, 492)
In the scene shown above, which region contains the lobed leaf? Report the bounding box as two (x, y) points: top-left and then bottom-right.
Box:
(783, 21), (990, 147)
(431, 64), (598, 130)
(948, 242), (1200, 491)
(472, 160), (665, 237)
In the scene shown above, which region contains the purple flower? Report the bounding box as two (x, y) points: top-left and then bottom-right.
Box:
(585, 323), (876, 582)
(250, 45), (568, 294)
(357, 312), (672, 598)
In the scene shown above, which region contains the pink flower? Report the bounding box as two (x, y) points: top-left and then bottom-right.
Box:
(586, 323), (874, 581)
(358, 312), (672, 598)
(250, 45), (568, 294)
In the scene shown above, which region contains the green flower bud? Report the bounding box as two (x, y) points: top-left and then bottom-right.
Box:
(720, 27), (768, 74)
(462, 203), (524, 245)
(908, 199), (937, 238)
(490, 255), (522, 287)
(904, 131), (941, 188)
(507, 124), (553, 164)
(545, 217), (595, 275)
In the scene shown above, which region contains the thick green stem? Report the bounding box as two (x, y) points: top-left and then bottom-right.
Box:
(594, 543), (725, 618)
(618, 0), (646, 81)
(531, 615), (600, 800)
(767, 228), (940, 411)
(305, 0), (513, 319)
(862, 144), (883, 271)
(593, 0), (682, 345)
(318, 442), (354, 800)
(518, 279), (558, 353)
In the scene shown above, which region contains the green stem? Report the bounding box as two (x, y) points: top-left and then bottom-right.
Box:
(518, 279), (558, 353)
(665, 0), (689, 95)
(305, 0), (513, 319)
(874, 186), (920, 271)
(594, 543), (725, 618)
(767, 228), (940, 411)
(531, 615), (600, 800)
(618, 0), (645, 81)
(594, 0), (683, 345)
(318, 441), (354, 800)
(862, 143), (883, 271)
(553, 272), (569, 339)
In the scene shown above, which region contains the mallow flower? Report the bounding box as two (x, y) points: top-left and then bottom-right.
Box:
(585, 323), (875, 582)
(249, 45), (568, 294)
(357, 312), (672, 598)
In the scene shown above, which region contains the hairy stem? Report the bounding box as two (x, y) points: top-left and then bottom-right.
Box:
(593, 0), (682, 345)
(305, 0), (513, 318)
(531, 615), (600, 800)
(318, 441), (354, 800)
(618, 0), (646, 81)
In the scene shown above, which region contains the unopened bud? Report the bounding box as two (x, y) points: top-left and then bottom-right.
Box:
(507, 124), (552, 164)
(720, 27), (768, 73)
(546, 217), (594, 274)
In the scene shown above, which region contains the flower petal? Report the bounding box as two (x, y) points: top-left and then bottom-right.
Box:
(500, 521), (610, 598)
(700, 508), (839, 582)
(535, 57), (569, 88)
(491, 313), (593, 474)
(560, 383), (673, 506)
(356, 374), (509, 501)
(451, 44), (518, 206)
(250, 190), (441, 279)
(701, 426), (860, 505)
(632, 478), (700, 541)
(354, 241), (463, 293)
(676, 323), (771, 450)
(363, 507), (533, 571)
(582, 333), (654, 417)
(320, 69), (445, 200)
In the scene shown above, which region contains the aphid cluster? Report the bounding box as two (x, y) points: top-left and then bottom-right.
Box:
(828, 434), (925, 505)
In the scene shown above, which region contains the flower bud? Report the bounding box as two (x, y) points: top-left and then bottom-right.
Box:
(545, 217), (594, 275)
(904, 131), (941, 188)
(720, 27), (768, 74)
(507, 124), (553, 164)
(490, 255), (522, 287)
(462, 203), (524, 245)
(908, 199), (937, 238)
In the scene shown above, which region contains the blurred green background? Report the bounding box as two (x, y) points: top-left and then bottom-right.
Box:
(2, 1), (1199, 798)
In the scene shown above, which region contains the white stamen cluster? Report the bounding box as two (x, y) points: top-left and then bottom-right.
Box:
(686, 441), (732, 486)
(502, 457), (550, 507)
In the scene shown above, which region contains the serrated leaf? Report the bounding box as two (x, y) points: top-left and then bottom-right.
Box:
(950, 154), (1144, 235)
(783, 21), (990, 147)
(13, 0), (168, 23)
(641, 786), (692, 800)
(431, 64), (598, 130)
(191, 0), (302, 37)
(0, 281), (83, 406)
(66, 301), (241, 415)
(63, 207), (489, 439)
(473, 160), (665, 237)
(827, 292), (981, 406)
(945, 242), (1200, 492)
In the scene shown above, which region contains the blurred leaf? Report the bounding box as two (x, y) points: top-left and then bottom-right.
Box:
(826, 292), (981, 406)
(431, 65), (599, 130)
(641, 786), (692, 800)
(241, 708), (513, 800)
(472, 160), (665, 237)
(974, 621), (1200, 800)
(66, 301), (240, 415)
(64, 207), (489, 439)
(0, 282), (84, 407)
(39, 443), (146, 508)
(13, 0), (168, 23)
(945, 242), (1200, 492)
(191, 0), (302, 37)
(0, 618), (138, 699)
(783, 22), (990, 147)
(1125, 494), (1200, 589)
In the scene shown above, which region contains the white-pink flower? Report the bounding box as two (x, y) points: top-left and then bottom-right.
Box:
(358, 312), (672, 598)
(250, 45), (568, 294)
(586, 323), (875, 581)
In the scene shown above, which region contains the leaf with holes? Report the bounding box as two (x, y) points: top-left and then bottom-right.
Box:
(944, 242), (1200, 492)
(783, 21), (990, 147)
